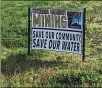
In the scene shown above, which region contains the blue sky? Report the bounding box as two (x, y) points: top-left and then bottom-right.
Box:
(73, 16), (82, 25)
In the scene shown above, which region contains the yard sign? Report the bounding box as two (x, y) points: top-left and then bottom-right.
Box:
(28, 7), (86, 61)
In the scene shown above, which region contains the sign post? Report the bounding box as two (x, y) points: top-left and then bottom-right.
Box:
(28, 7), (86, 61)
(28, 6), (30, 55)
(82, 8), (86, 62)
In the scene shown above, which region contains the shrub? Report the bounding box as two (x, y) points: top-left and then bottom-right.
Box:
(47, 71), (102, 87)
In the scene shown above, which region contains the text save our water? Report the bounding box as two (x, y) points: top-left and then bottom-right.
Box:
(32, 29), (82, 54)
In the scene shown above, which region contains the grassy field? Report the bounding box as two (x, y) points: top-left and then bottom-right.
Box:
(1, 1), (102, 87)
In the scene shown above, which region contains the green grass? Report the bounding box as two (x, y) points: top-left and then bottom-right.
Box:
(1, 1), (102, 87)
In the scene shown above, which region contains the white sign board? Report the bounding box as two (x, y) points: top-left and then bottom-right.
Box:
(31, 8), (83, 54)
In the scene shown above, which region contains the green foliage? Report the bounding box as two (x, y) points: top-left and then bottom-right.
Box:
(1, 1), (102, 87)
(48, 71), (102, 87)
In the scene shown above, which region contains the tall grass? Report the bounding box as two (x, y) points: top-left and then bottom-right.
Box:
(1, 1), (102, 87)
